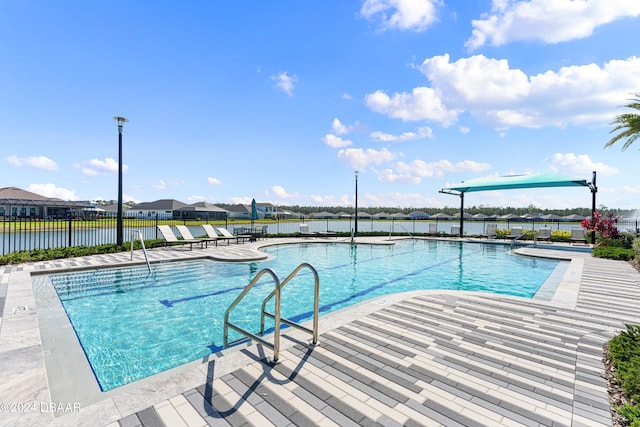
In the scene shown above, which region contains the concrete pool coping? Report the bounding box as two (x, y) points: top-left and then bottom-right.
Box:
(2, 236), (636, 426)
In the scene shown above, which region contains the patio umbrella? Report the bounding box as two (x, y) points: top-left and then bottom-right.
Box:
(251, 198), (258, 227)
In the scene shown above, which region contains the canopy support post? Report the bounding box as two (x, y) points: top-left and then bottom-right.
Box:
(459, 192), (464, 237)
(439, 189), (465, 237)
(589, 171), (597, 245)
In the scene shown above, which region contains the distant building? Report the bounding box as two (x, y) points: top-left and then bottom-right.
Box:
(256, 202), (284, 218)
(225, 204), (254, 220)
(175, 202), (228, 221)
(0, 187), (95, 219)
(126, 199), (229, 220)
(126, 199), (188, 219)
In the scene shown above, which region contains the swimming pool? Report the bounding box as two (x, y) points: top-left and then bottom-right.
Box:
(42, 240), (561, 391)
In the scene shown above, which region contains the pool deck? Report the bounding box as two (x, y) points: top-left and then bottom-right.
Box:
(1, 236), (639, 426)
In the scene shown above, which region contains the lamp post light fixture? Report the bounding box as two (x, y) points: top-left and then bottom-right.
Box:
(354, 170), (359, 236)
(114, 116), (129, 247)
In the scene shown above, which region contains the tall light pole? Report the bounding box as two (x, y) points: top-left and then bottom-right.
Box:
(114, 116), (128, 247)
(354, 171), (359, 236)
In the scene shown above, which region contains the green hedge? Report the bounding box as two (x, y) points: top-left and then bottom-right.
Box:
(593, 246), (635, 260)
(610, 325), (640, 426)
(0, 240), (166, 265)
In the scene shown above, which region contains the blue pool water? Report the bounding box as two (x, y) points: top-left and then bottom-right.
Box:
(46, 240), (560, 391)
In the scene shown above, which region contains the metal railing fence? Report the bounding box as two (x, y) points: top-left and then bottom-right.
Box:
(1, 216), (639, 256)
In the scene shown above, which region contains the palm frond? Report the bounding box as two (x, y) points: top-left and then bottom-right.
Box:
(606, 93), (640, 151)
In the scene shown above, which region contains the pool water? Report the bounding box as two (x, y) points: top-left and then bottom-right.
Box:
(45, 240), (560, 391)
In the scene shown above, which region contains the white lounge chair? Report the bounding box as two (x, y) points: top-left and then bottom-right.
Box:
(157, 225), (205, 250)
(216, 227), (250, 244)
(175, 225), (217, 247)
(299, 223), (318, 238)
(201, 224), (229, 245)
(427, 223), (438, 236)
(450, 225), (461, 236)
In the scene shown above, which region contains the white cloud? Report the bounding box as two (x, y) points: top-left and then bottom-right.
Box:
(272, 71), (297, 96)
(207, 177), (222, 186)
(420, 54), (530, 105)
(324, 134), (352, 148)
(546, 152), (620, 176)
(6, 155), (57, 171)
(28, 183), (78, 200)
(370, 126), (433, 142)
(123, 194), (139, 204)
(415, 54), (640, 128)
(365, 87), (459, 126)
(376, 159), (491, 183)
(77, 157), (127, 176)
(308, 193), (352, 206)
(459, 126), (470, 134)
(332, 118), (357, 135)
(361, 0), (442, 31)
(467, 0), (640, 50)
(337, 147), (397, 171)
(271, 185), (299, 199)
(187, 195), (207, 202)
(153, 179), (186, 190)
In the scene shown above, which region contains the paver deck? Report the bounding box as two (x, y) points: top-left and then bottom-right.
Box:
(1, 237), (639, 426)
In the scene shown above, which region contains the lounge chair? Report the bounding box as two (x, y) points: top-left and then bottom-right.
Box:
(481, 223), (497, 239)
(427, 223), (438, 236)
(570, 227), (588, 245)
(449, 225), (461, 236)
(216, 227), (250, 243)
(537, 227), (552, 243)
(175, 225), (217, 247)
(507, 226), (523, 240)
(157, 225), (205, 250)
(201, 224), (230, 245)
(299, 223), (318, 238)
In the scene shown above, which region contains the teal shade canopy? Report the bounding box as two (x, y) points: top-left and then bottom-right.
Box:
(443, 173), (589, 193)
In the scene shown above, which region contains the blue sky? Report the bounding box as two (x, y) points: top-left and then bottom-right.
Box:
(2, 0), (640, 211)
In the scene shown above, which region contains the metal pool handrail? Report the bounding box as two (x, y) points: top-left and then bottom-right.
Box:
(130, 229), (151, 274)
(260, 263), (320, 345)
(223, 268), (282, 361)
(223, 263), (319, 363)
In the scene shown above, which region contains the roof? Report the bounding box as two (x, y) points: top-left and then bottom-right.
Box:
(0, 186), (53, 200)
(224, 204), (251, 213)
(176, 202), (228, 213)
(0, 186), (93, 207)
(442, 173), (590, 193)
(130, 199), (189, 210)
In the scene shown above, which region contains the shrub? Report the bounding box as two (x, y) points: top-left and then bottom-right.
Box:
(551, 230), (570, 242)
(581, 210), (620, 239)
(609, 325), (640, 426)
(0, 240), (166, 265)
(593, 246), (635, 260)
(634, 238), (640, 261)
(619, 232), (637, 250)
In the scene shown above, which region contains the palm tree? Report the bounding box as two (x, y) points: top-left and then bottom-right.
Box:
(605, 93), (640, 151)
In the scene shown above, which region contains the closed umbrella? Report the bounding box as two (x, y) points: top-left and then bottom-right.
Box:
(251, 199), (258, 227)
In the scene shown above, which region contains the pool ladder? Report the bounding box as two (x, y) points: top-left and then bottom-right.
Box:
(223, 263), (319, 362)
(130, 229), (151, 274)
(510, 233), (527, 251)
